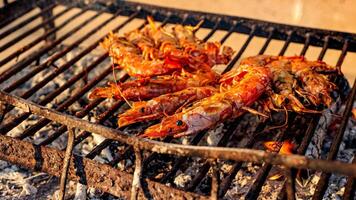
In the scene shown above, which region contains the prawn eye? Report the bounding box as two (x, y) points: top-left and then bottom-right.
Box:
(176, 120), (183, 126)
(140, 107), (145, 113)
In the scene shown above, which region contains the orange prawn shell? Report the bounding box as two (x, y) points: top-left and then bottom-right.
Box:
(143, 66), (272, 138)
(118, 86), (217, 127)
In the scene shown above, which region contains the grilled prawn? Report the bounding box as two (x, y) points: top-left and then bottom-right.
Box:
(288, 56), (337, 107)
(101, 33), (182, 78)
(239, 55), (337, 113)
(101, 18), (234, 78)
(118, 86), (217, 127)
(142, 65), (272, 138)
(88, 70), (219, 101)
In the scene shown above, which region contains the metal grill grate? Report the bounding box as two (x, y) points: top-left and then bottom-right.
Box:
(0, 1), (356, 199)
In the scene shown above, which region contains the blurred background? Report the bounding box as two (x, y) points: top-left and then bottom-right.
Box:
(131, 0), (356, 33)
(131, 0), (356, 83)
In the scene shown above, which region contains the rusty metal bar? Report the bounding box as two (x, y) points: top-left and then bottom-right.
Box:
(0, 5), (35, 29)
(336, 40), (349, 72)
(72, 100), (125, 148)
(108, 143), (134, 166)
(38, 99), (105, 146)
(0, 9), (101, 84)
(158, 12), (172, 27)
(258, 28), (274, 55)
(184, 120), (240, 192)
(51, 19), (150, 153)
(278, 37), (349, 200)
(0, 134), (208, 200)
(210, 160), (219, 200)
(312, 78), (356, 200)
(285, 168), (296, 200)
(58, 127), (75, 200)
(37, 20), (148, 148)
(0, 8), (89, 67)
(38, 74), (127, 147)
(131, 148), (143, 200)
(202, 17), (221, 42)
(244, 125), (292, 200)
(15, 65), (113, 139)
(222, 25), (256, 73)
(300, 33), (311, 56)
(318, 36), (330, 61)
(0, 53), (108, 135)
(218, 129), (257, 197)
(2, 90), (356, 178)
(188, 127), (259, 197)
(0, 9), (138, 86)
(219, 21), (236, 44)
(343, 155), (356, 200)
(0, 10), (140, 133)
(0, 6), (73, 52)
(85, 139), (113, 160)
(1, 11), (106, 92)
(0, 3), (57, 40)
(157, 132), (206, 183)
(279, 31), (293, 56)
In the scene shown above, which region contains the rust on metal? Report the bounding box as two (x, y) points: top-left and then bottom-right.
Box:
(1, 91), (356, 178)
(284, 168), (296, 200)
(59, 127), (76, 200)
(131, 147), (143, 200)
(0, 134), (208, 200)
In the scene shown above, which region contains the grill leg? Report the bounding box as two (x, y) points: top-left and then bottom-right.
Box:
(58, 127), (76, 200)
(210, 160), (219, 200)
(285, 168), (296, 200)
(131, 147), (143, 200)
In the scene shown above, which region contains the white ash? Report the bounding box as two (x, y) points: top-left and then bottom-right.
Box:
(174, 173), (192, 188)
(0, 165), (57, 200)
(305, 99), (341, 160)
(92, 134), (114, 162)
(173, 157), (206, 189)
(223, 163), (261, 199)
(322, 105), (356, 200)
(295, 100), (356, 200)
(204, 123), (225, 146)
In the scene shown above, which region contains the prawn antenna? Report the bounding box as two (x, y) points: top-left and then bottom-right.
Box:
(241, 106), (269, 118)
(267, 106), (289, 131)
(192, 20), (204, 32)
(112, 64), (132, 108)
(147, 16), (157, 32)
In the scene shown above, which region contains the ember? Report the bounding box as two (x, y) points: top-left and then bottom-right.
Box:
(264, 140), (295, 155)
